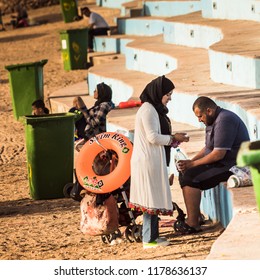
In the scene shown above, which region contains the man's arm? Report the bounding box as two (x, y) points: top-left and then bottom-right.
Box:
(191, 147), (206, 161)
(191, 149), (226, 166)
(178, 149), (227, 171)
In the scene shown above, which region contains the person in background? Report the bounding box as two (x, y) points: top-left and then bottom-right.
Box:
(0, 8), (5, 31)
(80, 7), (110, 52)
(69, 98), (87, 141)
(32, 99), (49, 116)
(175, 96), (250, 234)
(128, 75), (189, 249)
(72, 82), (114, 141)
(10, 4), (28, 28)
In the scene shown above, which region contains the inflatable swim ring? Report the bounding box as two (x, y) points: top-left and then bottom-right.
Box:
(76, 132), (132, 194)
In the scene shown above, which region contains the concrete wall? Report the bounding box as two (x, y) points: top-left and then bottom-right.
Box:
(117, 18), (165, 36)
(144, 0), (201, 17)
(201, 0), (260, 21)
(94, 36), (134, 53)
(209, 50), (260, 89)
(164, 22), (223, 49)
(125, 46), (178, 75)
(96, 0), (133, 8)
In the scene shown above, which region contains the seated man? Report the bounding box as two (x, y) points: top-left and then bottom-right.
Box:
(81, 6), (110, 52)
(175, 96), (250, 234)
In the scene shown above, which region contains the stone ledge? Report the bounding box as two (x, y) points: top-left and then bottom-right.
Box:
(207, 209), (260, 259)
(201, 182), (260, 259)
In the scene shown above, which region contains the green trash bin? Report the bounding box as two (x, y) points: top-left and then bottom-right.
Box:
(237, 140), (260, 212)
(60, 28), (88, 71)
(23, 113), (75, 200)
(60, 0), (78, 23)
(5, 59), (48, 120)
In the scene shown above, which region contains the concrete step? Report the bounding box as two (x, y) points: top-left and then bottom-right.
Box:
(122, 0), (144, 17)
(143, 0), (201, 17)
(88, 51), (120, 66)
(86, 34), (260, 155)
(206, 186), (260, 259)
(116, 11), (260, 88)
(94, 33), (139, 53)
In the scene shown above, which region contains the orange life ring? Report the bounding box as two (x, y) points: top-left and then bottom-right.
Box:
(76, 132), (133, 194)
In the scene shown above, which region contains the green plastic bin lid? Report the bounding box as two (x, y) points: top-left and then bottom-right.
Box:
(5, 59), (48, 71)
(22, 113), (76, 124)
(237, 140), (260, 167)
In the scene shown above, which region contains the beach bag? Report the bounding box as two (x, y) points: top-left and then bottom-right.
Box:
(80, 193), (119, 236)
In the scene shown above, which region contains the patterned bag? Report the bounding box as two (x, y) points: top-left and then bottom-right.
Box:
(80, 193), (119, 236)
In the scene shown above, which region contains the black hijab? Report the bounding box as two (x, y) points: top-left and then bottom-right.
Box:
(140, 75), (175, 166)
(95, 82), (112, 106)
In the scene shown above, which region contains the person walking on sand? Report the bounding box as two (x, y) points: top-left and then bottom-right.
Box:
(128, 75), (190, 249)
(175, 96), (250, 234)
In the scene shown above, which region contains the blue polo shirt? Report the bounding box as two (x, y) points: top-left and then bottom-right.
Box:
(205, 107), (250, 167)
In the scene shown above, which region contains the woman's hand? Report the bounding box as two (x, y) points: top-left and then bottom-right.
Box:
(173, 133), (189, 143)
(73, 97), (86, 110)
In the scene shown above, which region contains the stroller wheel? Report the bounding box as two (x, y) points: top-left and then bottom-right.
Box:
(113, 229), (122, 239)
(63, 183), (74, 198)
(125, 225), (135, 243)
(131, 225), (142, 243)
(101, 234), (112, 244)
(101, 229), (122, 244)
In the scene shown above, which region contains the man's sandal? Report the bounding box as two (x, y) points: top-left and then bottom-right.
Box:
(173, 220), (202, 235)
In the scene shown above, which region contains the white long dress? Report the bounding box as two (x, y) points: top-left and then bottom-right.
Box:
(129, 102), (173, 215)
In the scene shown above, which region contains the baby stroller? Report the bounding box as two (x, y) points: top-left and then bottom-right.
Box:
(64, 132), (144, 243)
(64, 132), (186, 243)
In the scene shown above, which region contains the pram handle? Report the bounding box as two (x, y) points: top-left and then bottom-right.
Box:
(75, 138), (86, 152)
(93, 136), (108, 151)
(75, 137), (108, 153)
